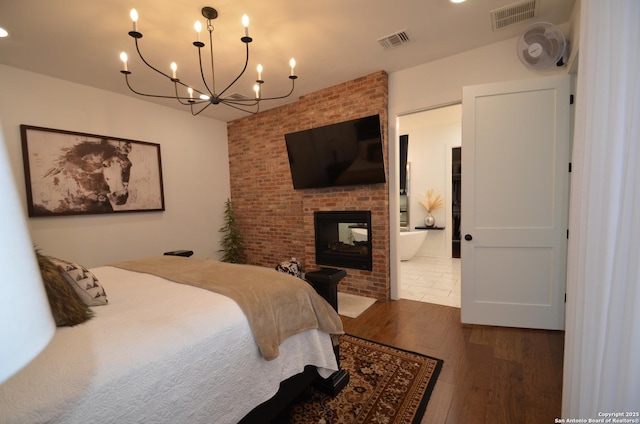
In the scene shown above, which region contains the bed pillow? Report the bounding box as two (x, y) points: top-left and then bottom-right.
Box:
(275, 257), (302, 278)
(48, 257), (108, 306)
(36, 250), (93, 327)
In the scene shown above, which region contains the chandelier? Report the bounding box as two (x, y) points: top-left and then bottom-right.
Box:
(119, 6), (298, 116)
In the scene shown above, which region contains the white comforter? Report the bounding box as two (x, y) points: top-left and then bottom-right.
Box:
(0, 266), (338, 424)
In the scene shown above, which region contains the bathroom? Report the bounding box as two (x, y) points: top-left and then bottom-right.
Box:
(397, 103), (462, 307)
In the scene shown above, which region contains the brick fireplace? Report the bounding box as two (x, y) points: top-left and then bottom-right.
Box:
(226, 71), (390, 301)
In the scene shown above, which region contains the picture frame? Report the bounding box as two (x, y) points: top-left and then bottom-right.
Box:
(20, 125), (165, 217)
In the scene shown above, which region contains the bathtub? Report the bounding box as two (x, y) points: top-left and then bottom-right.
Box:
(399, 229), (427, 261)
(351, 227), (368, 242)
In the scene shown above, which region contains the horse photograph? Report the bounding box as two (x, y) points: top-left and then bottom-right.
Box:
(21, 126), (164, 216)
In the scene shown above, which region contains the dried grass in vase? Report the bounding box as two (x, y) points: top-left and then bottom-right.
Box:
(419, 189), (444, 212)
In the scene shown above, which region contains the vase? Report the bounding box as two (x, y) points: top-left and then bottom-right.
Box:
(424, 212), (435, 227)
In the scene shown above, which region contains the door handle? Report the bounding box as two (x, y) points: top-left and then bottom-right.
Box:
(464, 234), (473, 241)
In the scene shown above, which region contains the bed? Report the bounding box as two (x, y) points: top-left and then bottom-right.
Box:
(0, 256), (343, 424)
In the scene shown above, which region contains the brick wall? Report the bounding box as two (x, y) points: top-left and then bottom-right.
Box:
(226, 71), (389, 301)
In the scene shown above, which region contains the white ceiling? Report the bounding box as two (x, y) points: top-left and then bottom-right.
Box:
(0, 0), (575, 122)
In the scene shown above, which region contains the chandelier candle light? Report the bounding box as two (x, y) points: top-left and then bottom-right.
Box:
(119, 6), (298, 116)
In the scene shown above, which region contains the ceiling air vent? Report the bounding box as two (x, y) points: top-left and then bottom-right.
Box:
(490, 0), (537, 31)
(377, 30), (411, 49)
(226, 92), (250, 101)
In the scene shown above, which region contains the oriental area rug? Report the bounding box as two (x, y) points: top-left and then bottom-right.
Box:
(280, 335), (443, 424)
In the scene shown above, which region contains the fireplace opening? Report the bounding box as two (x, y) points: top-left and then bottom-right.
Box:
(314, 210), (372, 271)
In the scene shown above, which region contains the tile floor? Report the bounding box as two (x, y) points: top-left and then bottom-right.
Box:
(399, 255), (461, 308)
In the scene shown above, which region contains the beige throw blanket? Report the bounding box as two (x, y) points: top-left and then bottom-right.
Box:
(111, 256), (344, 361)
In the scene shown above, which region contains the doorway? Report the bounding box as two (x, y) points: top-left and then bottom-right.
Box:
(397, 104), (462, 307)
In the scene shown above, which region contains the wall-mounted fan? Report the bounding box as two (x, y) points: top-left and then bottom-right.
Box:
(516, 22), (568, 70)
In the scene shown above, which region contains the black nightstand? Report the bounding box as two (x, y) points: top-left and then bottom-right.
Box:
(304, 268), (347, 312)
(163, 250), (194, 257)
(304, 267), (349, 396)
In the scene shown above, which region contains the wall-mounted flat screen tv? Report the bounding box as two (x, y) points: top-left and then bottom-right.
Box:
(285, 114), (386, 189)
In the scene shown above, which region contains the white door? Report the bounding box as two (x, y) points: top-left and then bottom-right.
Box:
(461, 75), (571, 330)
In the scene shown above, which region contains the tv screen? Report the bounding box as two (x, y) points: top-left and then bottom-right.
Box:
(285, 115), (386, 189)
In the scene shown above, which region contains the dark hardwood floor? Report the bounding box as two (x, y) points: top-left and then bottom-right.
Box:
(340, 299), (565, 424)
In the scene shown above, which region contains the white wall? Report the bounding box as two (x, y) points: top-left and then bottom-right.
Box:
(387, 34), (569, 298)
(0, 65), (231, 267)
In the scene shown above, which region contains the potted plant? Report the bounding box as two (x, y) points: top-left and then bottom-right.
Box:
(218, 198), (247, 264)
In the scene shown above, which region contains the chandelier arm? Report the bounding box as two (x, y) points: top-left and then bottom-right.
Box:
(221, 98), (259, 106)
(172, 77), (203, 97)
(123, 73), (191, 100)
(190, 102), (213, 116)
(217, 41), (250, 99)
(133, 38), (176, 82)
(174, 81), (190, 105)
(132, 38), (207, 100)
(173, 82), (200, 106)
(197, 44), (215, 97)
(255, 78), (296, 101)
(208, 25), (216, 96)
(219, 100), (260, 114)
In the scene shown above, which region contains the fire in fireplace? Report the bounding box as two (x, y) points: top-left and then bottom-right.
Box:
(314, 210), (372, 271)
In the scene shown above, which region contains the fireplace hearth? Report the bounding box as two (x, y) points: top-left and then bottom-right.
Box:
(314, 211), (372, 271)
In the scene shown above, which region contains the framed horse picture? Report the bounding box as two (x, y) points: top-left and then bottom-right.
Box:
(20, 125), (165, 217)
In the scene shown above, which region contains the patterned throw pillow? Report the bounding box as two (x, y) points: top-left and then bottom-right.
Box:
(35, 250), (93, 327)
(48, 257), (108, 306)
(275, 257), (302, 278)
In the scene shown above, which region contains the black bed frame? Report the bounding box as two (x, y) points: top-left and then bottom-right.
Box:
(239, 365), (319, 423)
(239, 268), (350, 423)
